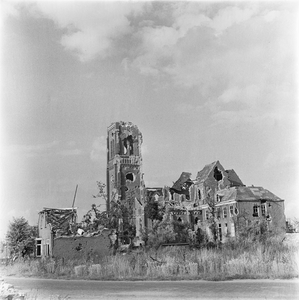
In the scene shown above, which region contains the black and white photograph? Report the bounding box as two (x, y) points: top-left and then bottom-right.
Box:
(0, 0), (298, 299)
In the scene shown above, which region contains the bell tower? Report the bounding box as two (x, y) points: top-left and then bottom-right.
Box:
(106, 121), (145, 237)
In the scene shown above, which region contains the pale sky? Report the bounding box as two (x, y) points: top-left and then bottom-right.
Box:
(0, 0), (298, 239)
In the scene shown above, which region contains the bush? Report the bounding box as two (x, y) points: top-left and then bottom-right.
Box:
(145, 220), (177, 249)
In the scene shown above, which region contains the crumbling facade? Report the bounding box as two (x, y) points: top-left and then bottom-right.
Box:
(53, 229), (112, 261)
(36, 207), (77, 257)
(106, 121), (145, 238)
(151, 161), (286, 242)
(37, 121), (287, 257)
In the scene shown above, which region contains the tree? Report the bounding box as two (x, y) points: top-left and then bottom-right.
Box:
(6, 217), (37, 258)
(205, 193), (218, 242)
(144, 196), (164, 225)
(83, 181), (134, 237)
(145, 212), (177, 249)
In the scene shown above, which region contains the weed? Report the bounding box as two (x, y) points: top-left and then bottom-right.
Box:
(3, 235), (299, 281)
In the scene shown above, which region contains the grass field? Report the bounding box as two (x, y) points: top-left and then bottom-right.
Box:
(2, 234), (299, 281)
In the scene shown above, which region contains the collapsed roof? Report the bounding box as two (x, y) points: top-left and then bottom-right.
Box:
(170, 172), (194, 198)
(39, 207), (77, 232)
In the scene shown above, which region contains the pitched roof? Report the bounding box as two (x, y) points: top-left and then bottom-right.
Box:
(196, 161), (220, 184)
(225, 169), (244, 186)
(237, 186), (282, 201)
(217, 186), (282, 202)
(196, 161), (244, 187)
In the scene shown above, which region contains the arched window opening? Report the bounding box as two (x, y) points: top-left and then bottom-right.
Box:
(123, 135), (134, 155)
(126, 172), (135, 182)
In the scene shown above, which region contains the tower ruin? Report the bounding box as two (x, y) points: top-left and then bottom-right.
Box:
(106, 121), (145, 238)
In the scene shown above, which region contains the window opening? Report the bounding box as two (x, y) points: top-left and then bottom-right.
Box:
(214, 167), (223, 181)
(36, 239), (42, 257)
(223, 207), (227, 218)
(224, 223), (228, 235)
(205, 210), (209, 220)
(230, 206), (234, 217)
(217, 207), (221, 219)
(198, 189), (201, 200)
(218, 224), (222, 241)
(112, 139), (115, 157)
(126, 173), (135, 182)
(123, 135), (134, 155)
(261, 204), (266, 216)
(40, 214), (43, 229)
(253, 204), (259, 217)
(110, 140), (113, 158)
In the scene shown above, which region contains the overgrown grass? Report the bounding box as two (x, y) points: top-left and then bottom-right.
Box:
(3, 235), (299, 281)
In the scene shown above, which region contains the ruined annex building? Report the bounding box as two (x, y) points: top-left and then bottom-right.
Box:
(165, 161), (286, 242)
(106, 121), (145, 238)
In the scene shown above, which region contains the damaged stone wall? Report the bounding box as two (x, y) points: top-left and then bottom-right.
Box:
(107, 121), (145, 237)
(37, 208), (77, 257)
(237, 200), (286, 234)
(52, 229), (112, 261)
(167, 160), (286, 242)
(195, 161), (231, 205)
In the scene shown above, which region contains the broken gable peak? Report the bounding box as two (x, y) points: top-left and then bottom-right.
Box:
(170, 172), (194, 197)
(196, 161), (244, 189)
(196, 161), (226, 184)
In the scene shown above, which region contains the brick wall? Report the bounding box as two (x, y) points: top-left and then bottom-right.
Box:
(53, 229), (112, 261)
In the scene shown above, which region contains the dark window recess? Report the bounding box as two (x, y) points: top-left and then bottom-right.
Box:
(198, 190), (201, 200)
(126, 173), (134, 181)
(214, 167), (223, 181)
(253, 204), (259, 217)
(36, 240), (42, 257)
(261, 204), (266, 216)
(218, 224), (222, 241)
(123, 135), (134, 155)
(217, 208), (221, 219)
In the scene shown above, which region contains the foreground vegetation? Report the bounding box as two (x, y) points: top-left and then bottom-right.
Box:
(2, 235), (299, 281)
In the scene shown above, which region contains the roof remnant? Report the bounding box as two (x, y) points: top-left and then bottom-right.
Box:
(225, 169), (244, 187)
(196, 161), (244, 187)
(170, 172), (193, 198)
(40, 207), (77, 233)
(216, 186), (282, 202)
(196, 161), (219, 184)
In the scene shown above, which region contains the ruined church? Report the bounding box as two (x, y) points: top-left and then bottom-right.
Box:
(106, 121), (286, 242)
(35, 121), (286, 258)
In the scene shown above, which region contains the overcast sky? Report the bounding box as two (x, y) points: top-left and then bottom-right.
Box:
(0, 0), (298, 239)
